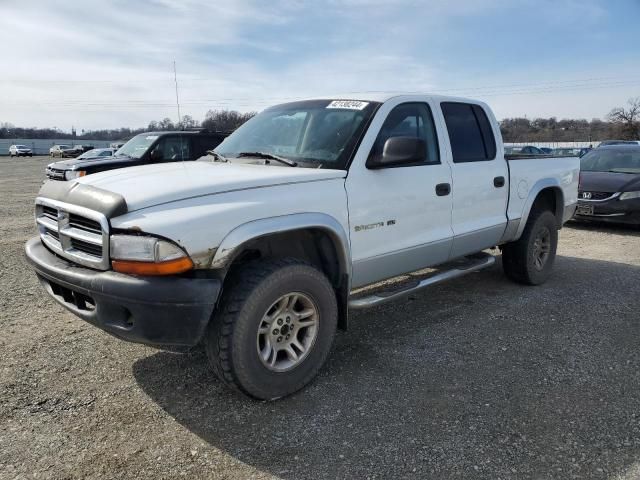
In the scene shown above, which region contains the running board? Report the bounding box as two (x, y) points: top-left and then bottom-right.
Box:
(348, 253), (496, 310)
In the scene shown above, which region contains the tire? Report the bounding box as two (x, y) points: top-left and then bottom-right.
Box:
(502, 209), (558, 285)
(205, 257), (338, 400)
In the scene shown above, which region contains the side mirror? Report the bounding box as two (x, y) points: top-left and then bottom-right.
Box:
(367, 136), (426, 169)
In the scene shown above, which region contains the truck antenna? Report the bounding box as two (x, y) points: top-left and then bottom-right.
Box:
(173, 60), (182, 128)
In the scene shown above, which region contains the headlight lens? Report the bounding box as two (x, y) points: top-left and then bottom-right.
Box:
(619, 191), (640, 201)
(64, 170), (86, 180)
(110, 234), (193, 275)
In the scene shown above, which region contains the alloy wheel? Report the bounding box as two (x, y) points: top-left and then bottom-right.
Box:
(256, 292), (319, 372)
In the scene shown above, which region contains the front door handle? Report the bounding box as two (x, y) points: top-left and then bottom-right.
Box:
(494, 176), (505, 188)
(435, 183), (451, 196)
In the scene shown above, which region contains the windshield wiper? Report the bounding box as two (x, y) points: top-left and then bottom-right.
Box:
(206, 150), (228, 163)
(236, 151), (298, 167)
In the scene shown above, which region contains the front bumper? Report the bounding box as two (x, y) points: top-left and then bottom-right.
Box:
(25, 237), (221, 347)
(45, 168), (66, 181)
(574, 197), (640, 225)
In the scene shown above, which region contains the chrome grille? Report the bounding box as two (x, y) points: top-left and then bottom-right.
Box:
(69, 214), (101, 234)
(45, 167), (66, 181)
(35, 198), (110, 270)
(42, 205), (58, 219)
(578, 191), (619, 202)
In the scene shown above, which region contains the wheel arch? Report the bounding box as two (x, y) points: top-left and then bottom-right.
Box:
(209, 213), (352, 329)
(514, 180), (565, 240)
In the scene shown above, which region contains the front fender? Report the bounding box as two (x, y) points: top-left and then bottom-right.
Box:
(210, 212), (352, 278)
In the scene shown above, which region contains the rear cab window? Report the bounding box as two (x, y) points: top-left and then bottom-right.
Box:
(441, 102), (496, 162)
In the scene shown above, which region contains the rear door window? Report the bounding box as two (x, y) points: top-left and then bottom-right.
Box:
(156, 136), (192, 161)
(195, 135), (223, 158)
(441, 102), (496, 162)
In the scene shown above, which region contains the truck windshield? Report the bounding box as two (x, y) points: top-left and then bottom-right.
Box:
(116, 134), (159, 158)
(581, 147), (640, 174)
(215, 99), (380, 169)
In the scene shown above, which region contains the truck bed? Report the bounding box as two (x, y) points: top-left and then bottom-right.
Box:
(505, 154), (579, 161)
(505, 154), (580, 238)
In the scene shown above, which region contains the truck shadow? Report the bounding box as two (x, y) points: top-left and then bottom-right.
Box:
(133, 255), (640, 479)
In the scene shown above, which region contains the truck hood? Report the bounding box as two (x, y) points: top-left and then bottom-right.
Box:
(75, 161), (346, 212)
(49, 155), (137, 171)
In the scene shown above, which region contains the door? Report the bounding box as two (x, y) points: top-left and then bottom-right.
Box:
(192, 135), (223, 159)
(346, 101), (454, 288)
(440, 102), (509, 258)
(192, 136), (211, 159)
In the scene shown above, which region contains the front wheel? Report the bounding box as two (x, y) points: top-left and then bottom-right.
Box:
(502, 209), (558, 285)
(205, 258), (338, 400)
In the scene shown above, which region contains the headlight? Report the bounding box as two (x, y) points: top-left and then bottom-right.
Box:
(64, 170), (86, 180)
(110, 234), (193, 275)
(619, 191), (640, 201)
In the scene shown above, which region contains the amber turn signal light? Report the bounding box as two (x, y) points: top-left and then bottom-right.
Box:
(112, 257), (193, 276)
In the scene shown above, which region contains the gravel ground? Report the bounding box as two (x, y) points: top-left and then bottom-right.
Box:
(1, 156), (640, 480)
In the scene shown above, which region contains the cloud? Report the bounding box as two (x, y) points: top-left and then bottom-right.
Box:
(0, 0), (638, 130)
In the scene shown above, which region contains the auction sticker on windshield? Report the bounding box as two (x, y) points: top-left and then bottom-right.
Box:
(327, 100), (369, 110)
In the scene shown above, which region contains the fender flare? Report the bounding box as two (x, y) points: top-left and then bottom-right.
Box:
(514, 178), (565, 240)
(209, 212), (352, 280)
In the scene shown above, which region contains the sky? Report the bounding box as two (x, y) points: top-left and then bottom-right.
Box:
(1, 0), (639, 131)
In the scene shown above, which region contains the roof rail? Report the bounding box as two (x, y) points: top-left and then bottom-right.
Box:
(181, 127), (233, 135)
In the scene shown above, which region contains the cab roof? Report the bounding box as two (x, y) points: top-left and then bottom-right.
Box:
(301, 92), (483, 104)
(140, 130), (227, 136)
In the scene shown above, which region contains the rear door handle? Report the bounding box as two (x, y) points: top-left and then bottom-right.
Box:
(494, 176), (505, 188)
(435, 183), (451, 196)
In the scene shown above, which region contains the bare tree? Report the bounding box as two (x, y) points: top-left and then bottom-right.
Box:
(180, 115), (197, 129)
(607, 97), (640, 139)
(201, 109), (256, 132)
(158, 117), (175, 130)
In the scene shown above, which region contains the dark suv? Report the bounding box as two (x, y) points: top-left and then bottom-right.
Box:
(45, 130), (228, 181)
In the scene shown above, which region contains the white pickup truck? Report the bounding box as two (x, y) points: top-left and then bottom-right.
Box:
(25, 94), (579, 399)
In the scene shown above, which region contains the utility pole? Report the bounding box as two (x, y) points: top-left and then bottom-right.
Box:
(173, 61), (182, 128)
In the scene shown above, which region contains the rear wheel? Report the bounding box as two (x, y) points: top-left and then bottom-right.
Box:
(205, 257), (338, 400)
(502, 209), (558, 285)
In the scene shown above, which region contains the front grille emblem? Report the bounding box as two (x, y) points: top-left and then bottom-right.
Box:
(581, 192), (592, 199)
